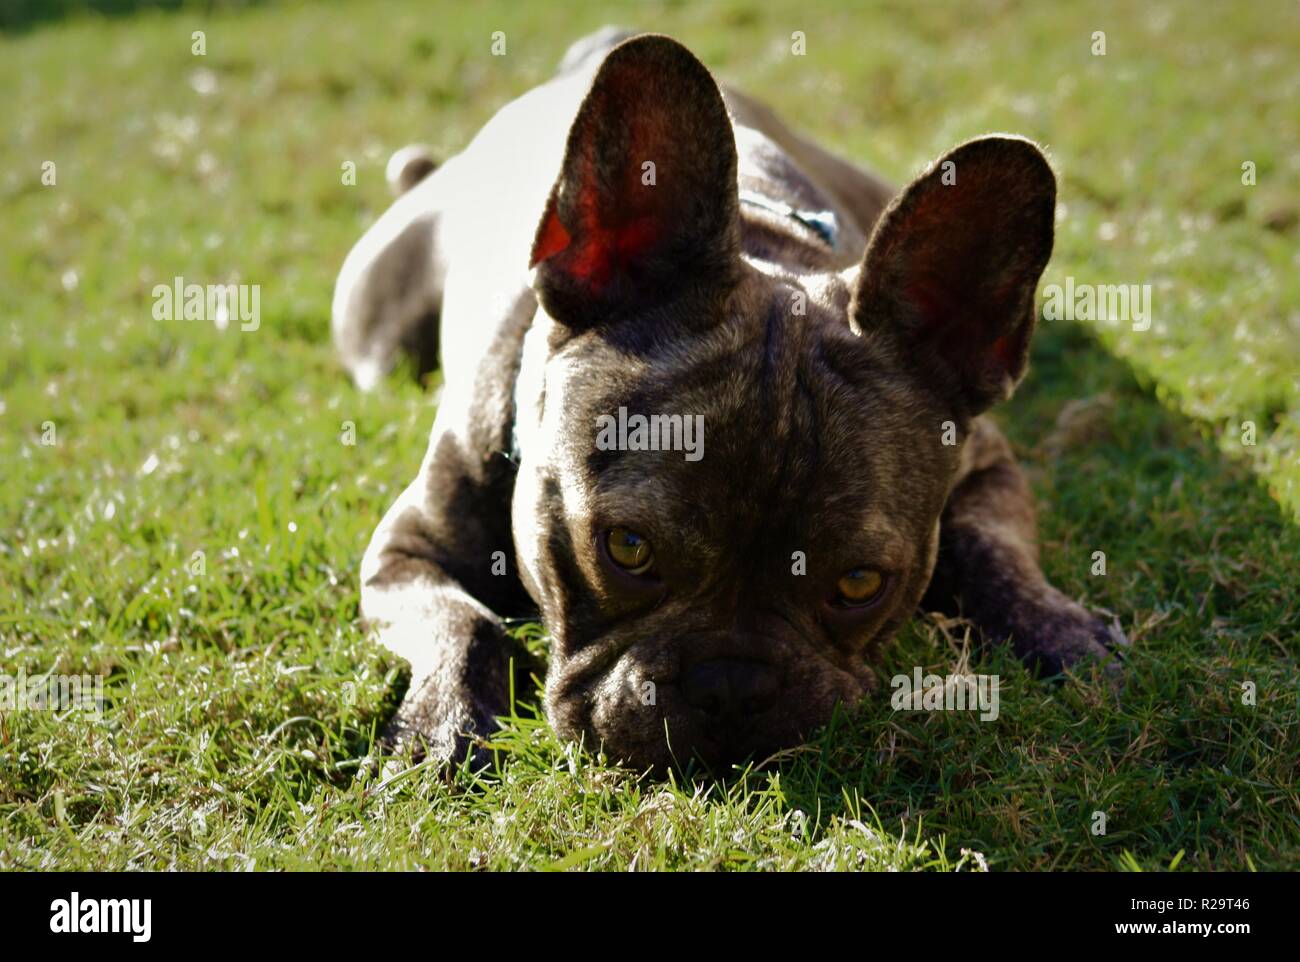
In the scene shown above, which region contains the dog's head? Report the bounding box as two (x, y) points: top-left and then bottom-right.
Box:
(513, 35), (1055, 773)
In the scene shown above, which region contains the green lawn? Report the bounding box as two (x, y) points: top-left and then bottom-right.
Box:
(1, 0), (1297, 871)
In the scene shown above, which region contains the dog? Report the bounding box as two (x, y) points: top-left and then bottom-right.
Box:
(332, 28), (1127, 774)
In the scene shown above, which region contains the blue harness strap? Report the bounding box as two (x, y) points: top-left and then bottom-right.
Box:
(738, 189), (839, 248)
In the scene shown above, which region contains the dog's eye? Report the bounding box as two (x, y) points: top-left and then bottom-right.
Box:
(835, 567), (884, 606)
(606, 527), (655, 575)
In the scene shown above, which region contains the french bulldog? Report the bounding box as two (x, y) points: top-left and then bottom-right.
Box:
(332, 28), (1126, 774)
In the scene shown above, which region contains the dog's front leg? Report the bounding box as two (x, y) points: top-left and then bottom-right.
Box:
(924, 419), (1128, 676)
(360, 447), (536, 768)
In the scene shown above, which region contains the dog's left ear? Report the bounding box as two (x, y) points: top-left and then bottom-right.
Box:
(851, 136), (1056, 417)
(529, 34), (740, 329)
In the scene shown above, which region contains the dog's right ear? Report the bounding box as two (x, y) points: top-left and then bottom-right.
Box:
(529, 34), (740, 329)
(850, 136), (1056, 417)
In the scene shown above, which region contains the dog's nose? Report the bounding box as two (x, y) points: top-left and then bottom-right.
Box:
(684, 659), (779, 720)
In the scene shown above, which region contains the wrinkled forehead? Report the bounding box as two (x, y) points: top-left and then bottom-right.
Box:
(543, 305), (947, 564)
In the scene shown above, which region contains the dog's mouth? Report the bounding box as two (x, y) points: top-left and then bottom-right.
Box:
(543, 630), (875, 774)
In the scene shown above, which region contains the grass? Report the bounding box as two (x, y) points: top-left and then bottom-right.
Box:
(1, 0), (1297, 871)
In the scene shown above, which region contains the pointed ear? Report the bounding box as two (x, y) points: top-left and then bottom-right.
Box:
(851, 136), (1056, 416)
(529, 34), (740, 329)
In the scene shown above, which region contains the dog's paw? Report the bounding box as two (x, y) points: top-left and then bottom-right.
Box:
(1011, 594), (1129, 680)
(376, 674), (501, 772)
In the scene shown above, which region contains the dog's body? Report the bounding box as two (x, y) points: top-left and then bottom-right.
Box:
(333, 29), (1124, 773)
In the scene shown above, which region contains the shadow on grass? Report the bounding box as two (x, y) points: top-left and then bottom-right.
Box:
(0, 0), (269, 33)
(768, 320), (1300, 870)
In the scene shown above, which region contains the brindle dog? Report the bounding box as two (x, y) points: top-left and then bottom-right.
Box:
(332, 29), (1126, 774)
